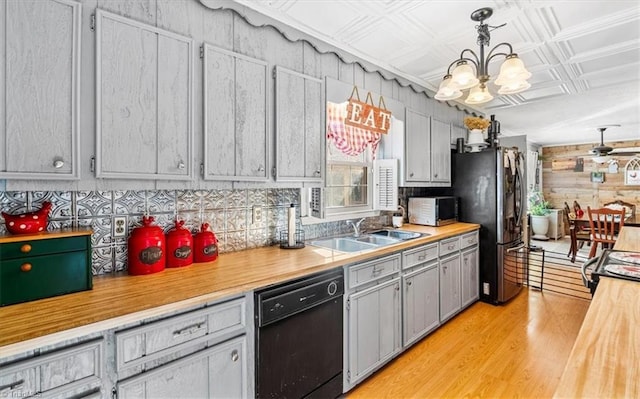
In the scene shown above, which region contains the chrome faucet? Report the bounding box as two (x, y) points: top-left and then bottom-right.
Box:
(346, 218), (366, 238)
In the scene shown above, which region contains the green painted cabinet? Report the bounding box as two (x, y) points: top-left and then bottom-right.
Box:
(0, 231), (92, 306)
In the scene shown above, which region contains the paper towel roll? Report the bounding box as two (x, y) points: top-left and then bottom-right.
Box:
(287, 204), (296, 246)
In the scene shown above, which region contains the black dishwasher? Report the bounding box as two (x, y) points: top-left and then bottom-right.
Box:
(255, 269), (344, 398)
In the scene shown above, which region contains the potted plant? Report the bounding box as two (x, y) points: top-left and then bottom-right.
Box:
(528, 191), (550, 240)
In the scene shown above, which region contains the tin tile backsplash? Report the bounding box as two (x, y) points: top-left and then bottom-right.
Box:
(0, 188), (388, 275)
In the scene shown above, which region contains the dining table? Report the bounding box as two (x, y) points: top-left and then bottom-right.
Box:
(567, 212), (639, 262)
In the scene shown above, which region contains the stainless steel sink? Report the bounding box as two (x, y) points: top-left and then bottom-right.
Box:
(368, 229), (426, 240)
(354, 235), (401, 245)
(309, 229), (423, 252)
(309, 237), (379, 252)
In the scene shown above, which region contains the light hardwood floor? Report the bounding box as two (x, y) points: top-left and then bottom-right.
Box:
(347, 288), (590, 399)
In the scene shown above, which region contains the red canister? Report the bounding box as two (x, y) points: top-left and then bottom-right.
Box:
(128, 216), (165, 275)
(193, 223), (219, 263)
(166, 220), (193, 268)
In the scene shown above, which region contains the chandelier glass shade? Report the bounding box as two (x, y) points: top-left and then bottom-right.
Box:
(435, 7), (531, 105)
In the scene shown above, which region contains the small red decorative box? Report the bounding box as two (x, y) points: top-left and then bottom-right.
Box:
(2, 201), (52, 235)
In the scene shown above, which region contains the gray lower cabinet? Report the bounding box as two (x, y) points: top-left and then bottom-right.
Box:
(117, 336), (247, 399)
(402, 263), (440, 348)
(347, 277), (401, 387)
(401, 243), (440, 347)
(0, 0), (81, 180)
(344, 254), (401, 390)
(0, 339), (103, 398)
(114, 296), (249, 398)
(274, 66), (324, 183)
(96, 10), (194, 180)
(439, 252), (462, 323)
(203, 44), (269, 181)
(461, 231), (480, 309)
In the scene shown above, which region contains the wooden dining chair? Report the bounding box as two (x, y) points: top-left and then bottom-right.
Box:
(586, 206), (625, 259)
(603, 200), (636, 216)
(564, 205), (591, 262)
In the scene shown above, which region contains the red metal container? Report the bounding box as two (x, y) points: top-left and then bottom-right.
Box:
(128, 216), (165, 275)
(193, 223), (219, 263)
(166, 220), (193, 268)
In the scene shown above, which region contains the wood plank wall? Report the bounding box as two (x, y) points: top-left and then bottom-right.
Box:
(542, 140), (640, 213)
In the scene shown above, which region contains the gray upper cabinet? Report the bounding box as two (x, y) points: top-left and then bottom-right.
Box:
(451, 124), (467, 146)
(274, 66), (324, 183)
(203, 44), (269, 181)
(430, 118), (451, 184)
(404, 109), (431, 184)
(0, 0), (81, 180)
(96, 9), (194, 180)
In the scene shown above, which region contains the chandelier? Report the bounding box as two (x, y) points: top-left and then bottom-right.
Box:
(435, 7), (531, 105)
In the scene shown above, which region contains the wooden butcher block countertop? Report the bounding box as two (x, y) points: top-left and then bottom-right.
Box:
(0, 222), (479, 357)
(555, 226), (640, 398)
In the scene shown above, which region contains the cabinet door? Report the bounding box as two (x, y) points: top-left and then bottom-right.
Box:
(404, 109), (431, 183)
(0, 0), (81, 180)
(431, 118), (451, 183)
(450, 124), (467, 146)
(117, 336), (247, 399)
(461, 247), (479, 308)
(439, 254), (461, 322)
(96, 10), (194, 180)
(203, 44), (269, 181)
(275, 66), (324, 182)
(347, 278), (401, 385)
(403, 263), (439, 347)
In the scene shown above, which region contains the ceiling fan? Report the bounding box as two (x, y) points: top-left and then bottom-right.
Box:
(588, 125), (639, 163)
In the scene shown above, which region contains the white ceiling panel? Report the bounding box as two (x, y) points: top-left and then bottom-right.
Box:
(234, 0), (640, 145)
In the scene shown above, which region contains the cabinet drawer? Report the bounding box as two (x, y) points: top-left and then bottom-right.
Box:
(0, 236), (88, 260)
(0, 339), (102, 398)
(402, 244), (438, 270)
(348, 254), (400, 289)
(116, 298), (246, 372)
(0, 251), (92, 306)
(460, 231), (478, 249)
(439, 237), (460, 257)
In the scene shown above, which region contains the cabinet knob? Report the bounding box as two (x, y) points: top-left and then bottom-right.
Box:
(53, 159), (65, 169)
(177, 161), (185, 170)
(434, 173), (438, 178)
(409, 172), (414, 177)
(314, 169), (321, 176)
(20, 244), (32, 253)
(257, 165), (265, 172)
(407, 280), (412, 287)
(20, 263), (32, 272)
(231, 350), (239, 362)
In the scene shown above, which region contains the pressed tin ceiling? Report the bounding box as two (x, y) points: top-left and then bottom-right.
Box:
(231, 0), (640, 146)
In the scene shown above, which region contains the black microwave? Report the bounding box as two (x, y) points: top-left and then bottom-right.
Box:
(408, 197), (458, 226)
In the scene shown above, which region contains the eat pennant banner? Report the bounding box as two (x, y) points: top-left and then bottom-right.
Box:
(345, 87), (392, 134)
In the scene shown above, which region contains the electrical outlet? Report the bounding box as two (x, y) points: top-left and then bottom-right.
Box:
(113, 216), (128, 238)
(483, 282), (490, 295)
(252, 206), (263, 225)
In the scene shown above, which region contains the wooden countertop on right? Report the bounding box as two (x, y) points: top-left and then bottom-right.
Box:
(554, 226), (640, 398)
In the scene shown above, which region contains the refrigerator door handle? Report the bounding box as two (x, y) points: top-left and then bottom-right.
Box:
(514, 154), (525, 227)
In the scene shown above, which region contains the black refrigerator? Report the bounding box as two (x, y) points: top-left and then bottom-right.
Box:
(453, 147), (526, 304)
